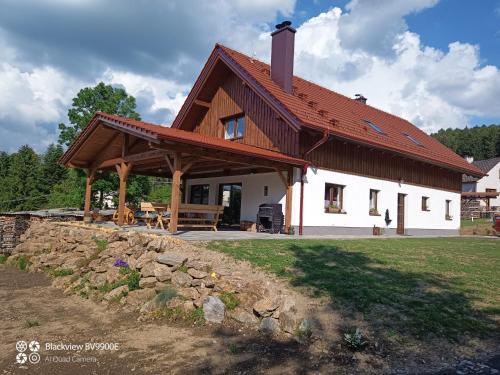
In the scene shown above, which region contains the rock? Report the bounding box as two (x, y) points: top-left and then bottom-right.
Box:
(253, 298), (280, 317)
(51, 275), (73, 289)
(259, 317), (280, 333)
(177, 287), (199, 300)
(147, 238), (165, 252)
(140, 263), (156, 278)
(104, 285), (129, 301)
(106, 267), (122, 284)
(171, 271), (193, 287)
(125, 289), (156, 306)
(203, 296), (225, 323)
(154, 282), (169, 293)
(187, 268), (208, 279)
(187, 260), (211, 272)
(135, 251), (157, 269)
(153, 263), (172, 282)
(156, 252), (187, 267)
(228, 308), (259, 325)
(139, 277), (157, 288)
(61, 256), (86, 271)
(279, 310), (302, 334)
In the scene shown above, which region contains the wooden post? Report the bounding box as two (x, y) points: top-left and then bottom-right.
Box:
(285, 167), (293, 234)
(84, 169), (95, 219)
(115, 162), (133, 226)
(169, 152), (182, 233)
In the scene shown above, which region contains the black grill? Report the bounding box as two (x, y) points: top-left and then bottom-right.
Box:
(257, 203), (283, 234)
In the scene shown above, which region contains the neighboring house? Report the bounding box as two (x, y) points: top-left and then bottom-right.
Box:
(60, 22), (483, 235)
(462, 157), (500, 210)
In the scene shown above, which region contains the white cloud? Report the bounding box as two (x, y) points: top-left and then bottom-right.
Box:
(250, 6), (500, 133)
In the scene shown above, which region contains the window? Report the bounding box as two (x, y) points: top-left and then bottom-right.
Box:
(403, 133), (424, 147)
(325, 183), (344, 213)
(224, 115), (245, 140)
(486, 188), (497, 193)
(421, 196), (430, 211)
(263, 185), (269, 197)
(364, 120), (386, 135)
(190, 184), (210, 205)
(445, 199), (452, 220)
(369, 189), (379, 215)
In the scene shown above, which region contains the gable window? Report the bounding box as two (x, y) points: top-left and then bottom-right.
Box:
(445, 199), (452, 220)
(364, 120), (386, 135)
(421, 196), (430, 211)
(190, 184), (210, 205)
(403, 133), (424, 147)
(369, 189), (379, 215)
(224, 115), (245, 140)
(325, 183), (344, 213)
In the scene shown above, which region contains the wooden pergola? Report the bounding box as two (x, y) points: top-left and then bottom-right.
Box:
(60, 113), (306, 233)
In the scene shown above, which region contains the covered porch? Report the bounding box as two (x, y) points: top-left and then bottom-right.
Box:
(60, 113), (306, 234)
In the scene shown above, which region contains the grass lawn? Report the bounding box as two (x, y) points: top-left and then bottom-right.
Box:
(209, 238), (499, 340)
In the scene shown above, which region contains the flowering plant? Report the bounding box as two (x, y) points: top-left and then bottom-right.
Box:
(113, 259), (129, 268)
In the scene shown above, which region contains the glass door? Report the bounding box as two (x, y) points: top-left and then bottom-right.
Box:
(218, 183), (242, 226)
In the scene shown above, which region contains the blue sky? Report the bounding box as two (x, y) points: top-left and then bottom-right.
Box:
(0, 0), (498, 153)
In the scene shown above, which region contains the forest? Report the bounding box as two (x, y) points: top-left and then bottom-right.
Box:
(0, 82), (498, 212)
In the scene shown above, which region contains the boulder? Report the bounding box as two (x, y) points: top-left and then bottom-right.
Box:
(228, 308), (259, 325)
(147, 238), (165, 252)
(279, 310), (302, 334)
(106, 267), (122, 284)
(153, 263), (172, 282)
(140, 263), (156, 278)
(203, 296), (225, 323)
(125, 289), (156, 306)
(177, 287), (199, 300)
(104, 285), (129, 301)
(187, 268), (208, 279)
(171, 271), (193, 287)
(139, 277), (157, 289)
(156, 252), (187, 267)
(253, 298), (280, 317)
(259, 317), (280, 333)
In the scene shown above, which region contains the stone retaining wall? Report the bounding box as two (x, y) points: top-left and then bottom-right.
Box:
(8, 222), (311, 335)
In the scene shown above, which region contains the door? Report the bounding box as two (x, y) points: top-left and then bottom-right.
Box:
(397, 193), (405, 235)
(218, 183), (242, 226)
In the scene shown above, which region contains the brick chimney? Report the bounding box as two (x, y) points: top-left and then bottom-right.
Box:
(271, 21), (296, 93)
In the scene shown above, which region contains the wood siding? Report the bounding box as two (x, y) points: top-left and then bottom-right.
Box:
(305, 136), (462, 192)
(193, 74), (299, 156)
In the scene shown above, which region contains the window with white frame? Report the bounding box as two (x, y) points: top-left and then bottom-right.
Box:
(369, 189), (379, 215)
(325, 183), (344, 213)
(223, 114), (245, 140)
(422, 196), (430, 211)
(445, 199), (452, 220)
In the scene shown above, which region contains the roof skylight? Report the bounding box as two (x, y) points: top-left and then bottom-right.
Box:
(403, 133), (424, 147)
(364, 120), (386, 135)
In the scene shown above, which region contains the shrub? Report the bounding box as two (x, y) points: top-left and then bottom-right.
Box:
(344, 328), (367, 351)
(157, 306), (205, 326)
(155, 287), (178, 306)
(219, 292), (240, 310)
(95, 239), (108, 252)
(0, 254), (8, 264)
(17, 256), (29, 271)
(25, 319), (40, 328)
(178, 264), (188, 273)
(50, 268), (74, 278)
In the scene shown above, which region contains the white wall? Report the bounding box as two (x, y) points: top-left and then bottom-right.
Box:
(291, 167), (461, 231)
(476, 161), (500, 208)
(185, 172), (286, 222)
(186, 167), (461, 231)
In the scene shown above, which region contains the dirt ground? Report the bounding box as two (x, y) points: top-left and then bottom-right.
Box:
(0, 265), (359, 375)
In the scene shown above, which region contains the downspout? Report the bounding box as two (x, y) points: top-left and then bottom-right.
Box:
(299, 163), (309, 236)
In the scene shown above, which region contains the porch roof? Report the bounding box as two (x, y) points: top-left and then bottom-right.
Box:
(60, 112), (307, 176)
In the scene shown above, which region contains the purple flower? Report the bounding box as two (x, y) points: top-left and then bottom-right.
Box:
(113, 259), (129, 268)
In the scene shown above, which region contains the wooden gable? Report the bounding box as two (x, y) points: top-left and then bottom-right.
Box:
(176, 62), (299, 157)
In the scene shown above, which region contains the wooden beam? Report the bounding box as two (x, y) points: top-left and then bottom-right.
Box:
(84, 168), (96, 218)
(193, 99), (211, 108)
(115, 162), (133, 226)
(169, 152), (182, 233)
(275, 168), (288, 189)
(285, 167), (294, 234)
(164, 155), (175, 175)
(122, 133), (129, 157)
(181, 161), (194, 174)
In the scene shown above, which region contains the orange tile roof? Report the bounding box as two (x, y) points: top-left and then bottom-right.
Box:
(60, 112), (307, 167)
(216, 44), (483, 176)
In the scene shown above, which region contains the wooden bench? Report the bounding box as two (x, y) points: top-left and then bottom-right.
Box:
(160, 203), (224, 231)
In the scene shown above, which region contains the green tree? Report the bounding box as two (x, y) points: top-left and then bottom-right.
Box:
(46, 169), (85, 209)
(58, 82), (140, 146)
(3, 145), (41, 211)
(39, 144), (67, 196)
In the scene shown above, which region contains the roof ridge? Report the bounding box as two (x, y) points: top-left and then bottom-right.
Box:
(218, 44), (422, 132)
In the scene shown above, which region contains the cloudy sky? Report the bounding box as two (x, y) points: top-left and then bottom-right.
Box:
(0, 0), (499, 153)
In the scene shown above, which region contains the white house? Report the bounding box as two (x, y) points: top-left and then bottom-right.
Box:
(61, 21), (484, 235)
(462, 157), (500, 210)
